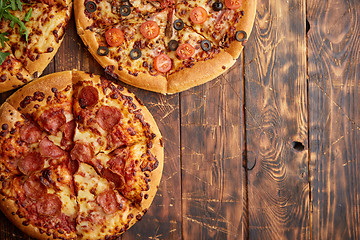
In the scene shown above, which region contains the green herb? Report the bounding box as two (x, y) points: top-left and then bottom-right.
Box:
(0, 51), (10, 65)
(0, 32), (9, 48)
(24, 7), (31, 22)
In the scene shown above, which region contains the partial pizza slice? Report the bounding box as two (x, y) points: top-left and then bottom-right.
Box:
(0, 2), (72, 80)
(71, 71), (162, 159)
(6, 71), (75, 151)
(75, 162), (140, 240)
(0, 41), (33, 92)
(174, 0), (256, 57)
(77, 10), (169, 93)
(0, 163), (77, 240)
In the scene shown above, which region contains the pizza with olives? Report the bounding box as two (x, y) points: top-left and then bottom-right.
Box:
(75, 0), (256, 94)
(0, 0), (72, 93)
(0, 70), (164, 240)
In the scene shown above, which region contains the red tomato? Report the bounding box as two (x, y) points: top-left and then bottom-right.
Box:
(176, 44), (195, 60)
(105, 28), (124, 47)
(140, 21), (160, 39)
(225, 0), (242, 10)
(190, 7), (208, 24)
(154, 54), (172, 73)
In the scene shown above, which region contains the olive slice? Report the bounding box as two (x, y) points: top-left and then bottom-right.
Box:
(119, 5), (131, 16)
(201, 39), (212, 51)
(235, 30), (247, 42)
(212, 2), (223, 11)
(130, 48), (142, 60)
(168, 40), (179, 51)
(85, 1), (97, 13)
(173, 19), (184, 31)
(97, 46), (109, 56)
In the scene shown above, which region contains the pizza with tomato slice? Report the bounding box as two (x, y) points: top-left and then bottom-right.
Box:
(0, 70), (164, 240)
(0, 0), (72, 93)
(75, 0), (256, 94)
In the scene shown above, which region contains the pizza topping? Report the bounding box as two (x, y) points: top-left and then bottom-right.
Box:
(225, 0), (242, 10)
(173, 19), (184, 31)
(168, 40), (179, 51)
(212, 2), (224, 11)
(70, 143), (94, 163)
(20, 122), (42, 144)
(97, 46), (109, 56)
(96, 190), (120, 214)
(108, 148), (128, 174)
(154, 54), (172, 73)
(18, 152), (44, 175)
(105, 28), (124, 47)
(140, 21), (160, 39)
(23, 175), (47, 200)
(119, 5), (131, 16)
(63, 120), (76, 141)
(96, 106), (122, 131)
(201, 39), (212, 51)
(40, 109), (66, 134)
(130, 48), (142, 60)
(190, 7), (208, 24)
(36, 194), (62, 216)
(39, 137), (66, 158)
(235, 30), (247, 42)
(85, 1), (97, 13)
(176, 43), (195, 59)
(78, 86), (99, 108)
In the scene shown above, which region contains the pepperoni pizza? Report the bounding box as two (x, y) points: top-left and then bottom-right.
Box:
(0, 0), (72, 93)
(75, 0), (256, 94)
(0, 70), (164, 240)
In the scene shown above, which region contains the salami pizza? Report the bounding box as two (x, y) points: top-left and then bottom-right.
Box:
(0, 0), (72, 93)
(0, 70), (164, 240)
(75, 0), (256, 94)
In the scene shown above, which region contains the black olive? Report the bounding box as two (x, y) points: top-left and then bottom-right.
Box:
(168, 40), (179, 51)
(119, 5), (131, 16)
(173, 19), (184, 31)
(130, 48), (142, 60)
(201, 39), (212, 51)
(212, 2), (223, 11)
(85, 1), (97, 13)
(97, 46), (109, 56)
(235, 30), (247, 42)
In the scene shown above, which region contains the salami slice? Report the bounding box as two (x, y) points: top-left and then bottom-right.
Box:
(70, 143), (94, 163)
(18, 152), (44, 175)
(63, 120), (76, 140)
(96, 106), (122, 131)
(96, 190), (120, 214)
(23, 175), (47, 200)
(101, 168), (124, 188)
(39, 109), (66, 134)
(36, 194), (62, 216)
(39, 137), (66, 158)
(78, 86), (99, 108)
(20, 122), (42, 144)
(107, 148), (128, 175)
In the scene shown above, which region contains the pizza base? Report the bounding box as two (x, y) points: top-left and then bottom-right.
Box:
(0, 70), (164, 240)
(74, 0), (257, 94)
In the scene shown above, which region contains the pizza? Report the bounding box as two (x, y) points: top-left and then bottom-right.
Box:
(0, 70), (164, 240)
(0, 0), (72, 93)
(74, 0), (256, 94)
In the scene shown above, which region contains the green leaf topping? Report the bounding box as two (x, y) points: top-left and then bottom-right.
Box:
(0, 51), (10, 65)
(0, 32), (9, 48)
(24, 7), (32, 22)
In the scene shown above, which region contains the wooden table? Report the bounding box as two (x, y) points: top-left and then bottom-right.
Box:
(0, 0), (359, 239)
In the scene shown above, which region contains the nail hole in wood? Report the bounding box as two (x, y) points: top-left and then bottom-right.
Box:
(292, 141), (305, 151)
(306, 19), (310, 33)
(243, 151), (256, 170)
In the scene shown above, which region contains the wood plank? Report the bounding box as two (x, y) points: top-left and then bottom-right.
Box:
(307, 0), (360, 239)
(180, 58), (247, 239)
(244, 0), (309, 238)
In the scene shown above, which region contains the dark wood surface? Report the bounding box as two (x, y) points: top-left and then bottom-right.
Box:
(0, 0), (359, 239)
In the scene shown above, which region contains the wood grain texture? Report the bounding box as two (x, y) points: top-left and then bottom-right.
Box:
(307, 0), (360, 239)
(180, 59), (246, 240)
(244, 0), (309, 239)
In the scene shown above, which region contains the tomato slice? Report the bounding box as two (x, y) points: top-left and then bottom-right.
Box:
(176, 43), (195, 60)
(190, 7), (208, 24)
(140, 21), (160, 39)
(154, 54), (172, 73)
(105, 28), (124, 47)
(225, 0), (242, 10)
